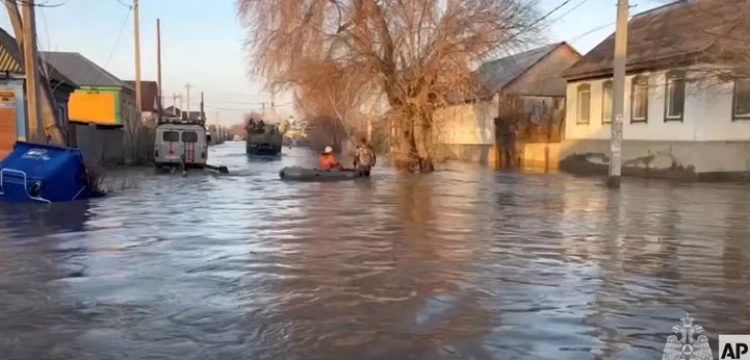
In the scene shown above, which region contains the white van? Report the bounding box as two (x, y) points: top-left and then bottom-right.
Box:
(153, 120), (209, 168)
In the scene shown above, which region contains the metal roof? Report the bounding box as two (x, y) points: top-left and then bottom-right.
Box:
(41, 51), (129, 88)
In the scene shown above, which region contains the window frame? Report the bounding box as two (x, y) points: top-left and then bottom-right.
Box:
(181, 130), (199, 143)
(162, 130), (180, 142)
(732, 77), (750, 121)
(576, 83), (591, 125)
(664, 70), (686, 122)
(630, 75), (649, 123)
(601, 80), (613, 124)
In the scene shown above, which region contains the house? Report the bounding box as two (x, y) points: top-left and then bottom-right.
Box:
(434, 42), (582, 166)
(0, 27), (78, 160)
(560, 0), (750, 180)
(124, 80), (160, 123)
(42, 51), (137, 165)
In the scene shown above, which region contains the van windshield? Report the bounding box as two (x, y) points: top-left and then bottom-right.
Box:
(162, 131), (179, 142)
(182, 131), (198, 143)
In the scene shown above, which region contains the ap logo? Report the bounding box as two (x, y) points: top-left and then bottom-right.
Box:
(662, 313), (712, 360)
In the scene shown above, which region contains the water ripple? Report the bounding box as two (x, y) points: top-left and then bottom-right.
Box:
(0, 142), (749, 359)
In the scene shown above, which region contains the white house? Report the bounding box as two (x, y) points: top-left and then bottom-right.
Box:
(560, 0), (750, 180)
(434, 42), (581, 166)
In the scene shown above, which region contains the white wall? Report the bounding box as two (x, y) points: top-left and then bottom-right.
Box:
(434, 96), (497, 145)
(565, 70), (750, 141)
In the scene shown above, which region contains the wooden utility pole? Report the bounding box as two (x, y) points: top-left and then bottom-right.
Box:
(199, 92), (204, 122)
(134, 0), (142, 113)
(608, 0), (628, 189)
(20, 0), (44, 142)
(156, 18), (162, 118)
(185, 83), (192, 116)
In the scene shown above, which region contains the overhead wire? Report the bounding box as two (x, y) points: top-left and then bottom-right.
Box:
(102, 4), (133, 70)
(15, 0), (64, 7)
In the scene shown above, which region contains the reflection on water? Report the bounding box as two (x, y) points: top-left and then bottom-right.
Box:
(1, 141), (750, 359)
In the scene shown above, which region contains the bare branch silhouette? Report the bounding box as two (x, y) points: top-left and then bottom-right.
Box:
(238, 0), (544, 172)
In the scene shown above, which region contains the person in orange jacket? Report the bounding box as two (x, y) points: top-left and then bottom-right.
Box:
(318, 146), (342, 170)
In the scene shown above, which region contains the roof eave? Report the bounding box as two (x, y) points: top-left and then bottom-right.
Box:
(563, 53), (708, 82)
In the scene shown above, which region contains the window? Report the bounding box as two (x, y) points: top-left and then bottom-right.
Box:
(576, 84), (591, 124)
(181, 131), (198, 143)
(602, 80), (613, 124)
(733, 78), (750, 120)
(162, 131), (179, 142)
(664, 71), (685, 121)
(631, 75), (649, 123)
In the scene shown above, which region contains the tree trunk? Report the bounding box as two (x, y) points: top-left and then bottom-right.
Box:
(388, 105), (435, 173)
(391, 115), (414, 170)
(413, 110), (434, 173)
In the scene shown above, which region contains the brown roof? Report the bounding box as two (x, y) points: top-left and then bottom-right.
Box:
(0, 26), (77, 87)
(563, 0), (745, 81)
(124, 80), (159, 112)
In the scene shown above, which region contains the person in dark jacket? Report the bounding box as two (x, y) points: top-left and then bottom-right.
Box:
(353, 137), (376, 176)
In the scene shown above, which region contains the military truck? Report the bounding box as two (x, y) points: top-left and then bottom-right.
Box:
(246, 123), (283, 155)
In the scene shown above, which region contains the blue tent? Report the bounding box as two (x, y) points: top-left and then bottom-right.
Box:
(0, 142), (100, 203)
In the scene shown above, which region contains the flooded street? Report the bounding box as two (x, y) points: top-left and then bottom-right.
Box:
(1, 141), (750, 360)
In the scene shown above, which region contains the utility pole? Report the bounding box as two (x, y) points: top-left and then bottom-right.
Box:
(20, 0), (44, 142)
(156, 18), (162, 119)
(133, 0), (142, 113)
(172, 93), (183, 117)
(199, 92), (205, 123)
(185, 83), (193, 116)
(608, 0), (628, 188)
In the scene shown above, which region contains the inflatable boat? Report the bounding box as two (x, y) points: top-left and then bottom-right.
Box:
(279, 167), (363, 181)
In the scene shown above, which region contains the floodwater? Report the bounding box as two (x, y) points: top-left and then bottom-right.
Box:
(1, 141), (749, 360)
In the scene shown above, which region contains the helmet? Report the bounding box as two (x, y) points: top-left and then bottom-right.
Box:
(324, 146), (333, 154)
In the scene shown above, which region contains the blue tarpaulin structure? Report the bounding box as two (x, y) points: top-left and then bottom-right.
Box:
(0, 142), (99, 203)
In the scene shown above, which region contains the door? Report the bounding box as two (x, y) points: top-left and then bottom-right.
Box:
(156, 129), (183, 164)
(180, 130), (200, 164)
(0, 90), (17, 161)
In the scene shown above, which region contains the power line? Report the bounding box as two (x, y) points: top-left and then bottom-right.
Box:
(520, 0), (575, 35)
(15, 0), (64, 7)
(567, 21), (617, 43)
(113, 0), (130, 7)
(102, 5), (133, 70)
(549, 0), (592, 24)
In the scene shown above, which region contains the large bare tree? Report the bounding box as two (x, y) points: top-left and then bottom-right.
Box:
(237, 0), (543, 172)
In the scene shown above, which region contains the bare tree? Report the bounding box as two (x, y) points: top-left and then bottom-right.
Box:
(238, 0), (543, 172)
(649, 0), (750, 82)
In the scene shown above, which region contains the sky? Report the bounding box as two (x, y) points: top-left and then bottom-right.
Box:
(2, 0), (664, 125)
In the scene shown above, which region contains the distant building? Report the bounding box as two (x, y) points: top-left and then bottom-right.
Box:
(0, 27), (78, 159)
(124, 80), (160, 123)
(434, 42), (582, 166)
